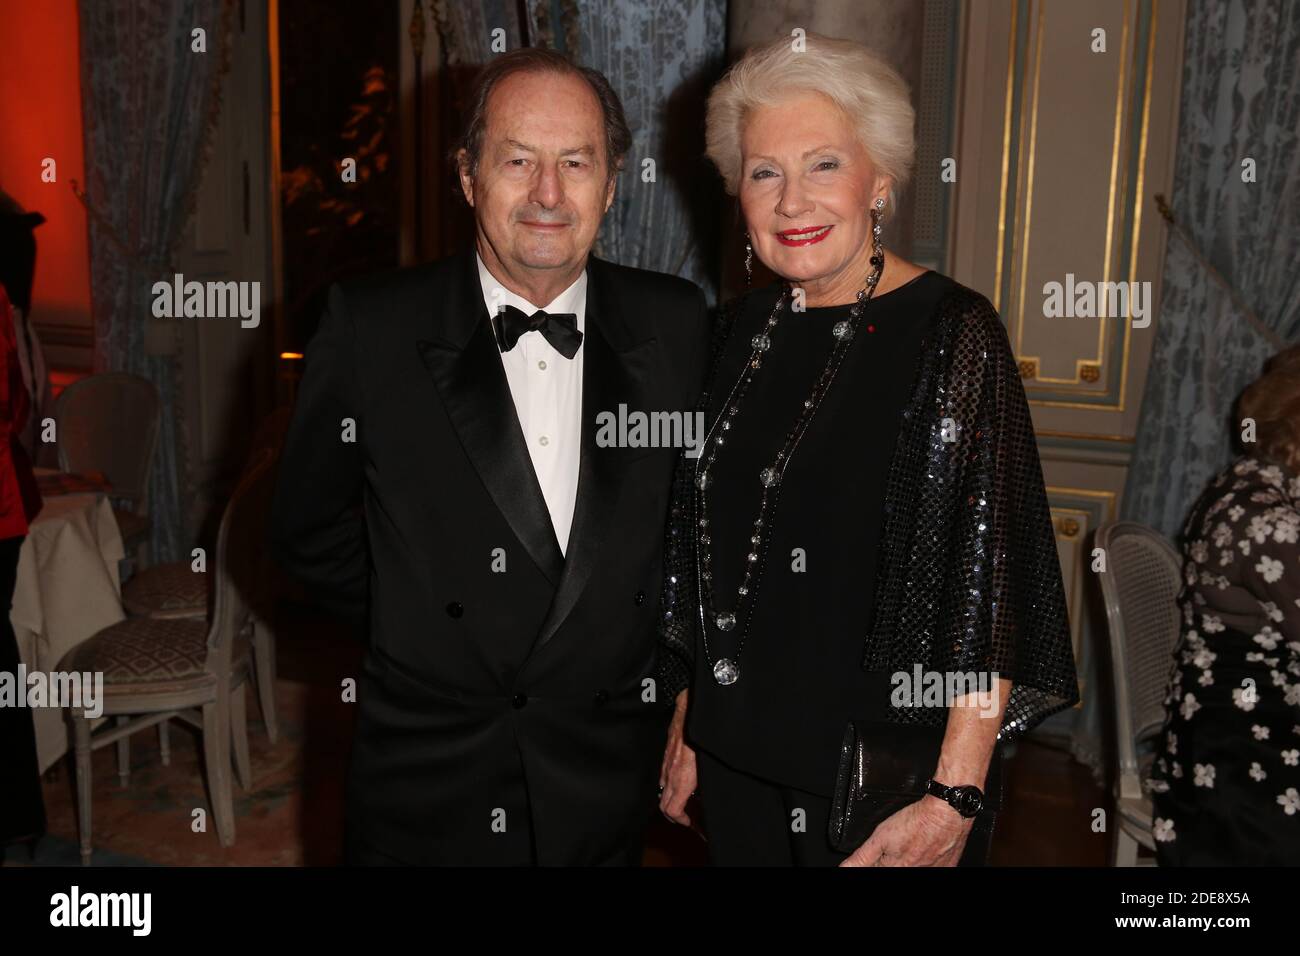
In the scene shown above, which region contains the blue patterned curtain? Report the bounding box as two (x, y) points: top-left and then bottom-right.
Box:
(1122, 0), (1300, 539)
(432, 0), (726, 298)
(77, 0), (233, 563)
(430, 0), (531, 74)
(569, 0), (726, 298)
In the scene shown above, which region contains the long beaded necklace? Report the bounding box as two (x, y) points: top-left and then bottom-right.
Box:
(695, 208), (885, 686)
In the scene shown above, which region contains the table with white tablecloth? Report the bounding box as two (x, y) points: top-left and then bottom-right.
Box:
(9, 489), (125, 772)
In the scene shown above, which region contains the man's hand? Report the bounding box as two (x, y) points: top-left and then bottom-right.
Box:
(838, 795), (973, 867)
(658, 689), (696, 826)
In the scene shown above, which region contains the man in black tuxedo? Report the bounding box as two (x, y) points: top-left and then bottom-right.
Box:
(271, 48), (710, 865)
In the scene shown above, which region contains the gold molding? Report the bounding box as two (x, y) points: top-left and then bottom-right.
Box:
(993, 0), (1020, 314)
(1120, 0), (1159, 410)
(1036, 429), (1133, 442)
(1017, 0), (1126, 388)
(1013, 1), (1044, 358)
(1047, 502), (1095, 706)
(995, 0), (1161, 411)
(1046, 485), (1119, 521)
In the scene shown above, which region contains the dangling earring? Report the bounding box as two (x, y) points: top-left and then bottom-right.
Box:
(744, 232), (754, 287)
(869, 198), (886, 273)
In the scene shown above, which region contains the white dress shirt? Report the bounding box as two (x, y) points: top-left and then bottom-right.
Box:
(477, 253), (586, 556)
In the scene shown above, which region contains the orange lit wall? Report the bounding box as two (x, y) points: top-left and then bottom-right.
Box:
(0, 0), (93, 338)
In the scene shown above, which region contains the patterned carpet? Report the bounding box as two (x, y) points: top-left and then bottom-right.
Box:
(13, 676), (353, 866)
(3, 599), (1106, 867)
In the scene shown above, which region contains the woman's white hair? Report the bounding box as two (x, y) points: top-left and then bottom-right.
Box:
(705, 33), (915, 209)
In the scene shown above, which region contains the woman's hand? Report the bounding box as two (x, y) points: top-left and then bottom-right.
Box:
(839, 795), (973, 867)
(842, 681), (1007, 866)
(658, 689), (697, 826)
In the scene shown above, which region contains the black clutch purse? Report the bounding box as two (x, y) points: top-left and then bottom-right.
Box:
(827, 719), (1002, 853)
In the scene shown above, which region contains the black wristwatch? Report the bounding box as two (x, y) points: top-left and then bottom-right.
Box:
(925, 778), (984, 818)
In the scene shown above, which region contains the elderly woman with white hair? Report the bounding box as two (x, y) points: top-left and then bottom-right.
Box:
(654, 33), (1078, 866)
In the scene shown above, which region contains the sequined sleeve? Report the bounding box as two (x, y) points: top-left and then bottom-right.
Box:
(959, 293), (1080, 736)
(865, 285), (1080, 738)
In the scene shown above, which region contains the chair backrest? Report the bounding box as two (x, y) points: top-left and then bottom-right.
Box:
(206, 449), (277, 673)
(1094, 521), (1183, 800)
(249, 406), (292, 465)
(54, 372), (161, 511)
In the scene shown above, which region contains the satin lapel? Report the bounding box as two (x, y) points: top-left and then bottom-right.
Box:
(415, 253), (564, 586)
(532, 259), (651, 652)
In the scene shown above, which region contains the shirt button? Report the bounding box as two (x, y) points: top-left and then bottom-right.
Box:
(538, 435), (549, 446)
(537, 360), (547, 371)
(512, 693), (528, 709)
(634, 590), (646, 606)
(445, 601), (463, 618)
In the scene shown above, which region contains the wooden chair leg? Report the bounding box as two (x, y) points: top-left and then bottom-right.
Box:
(231, 684), (252, 791)
(1112, 827), (1139, 867)
(73, 717), (93, 866)
(251, 616), (279, 744)
(159, 720), (171, 766)
(202, 699), (236, 847)
(115, 715), (130, 784)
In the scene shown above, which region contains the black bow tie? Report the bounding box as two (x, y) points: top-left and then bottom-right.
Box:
(491, 305), (583, 359)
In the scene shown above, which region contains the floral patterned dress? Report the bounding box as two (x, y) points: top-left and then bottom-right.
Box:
(1148, 455), (1300, 865)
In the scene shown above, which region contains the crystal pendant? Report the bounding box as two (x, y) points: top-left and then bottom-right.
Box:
(713, 658), (740, 686)
(696, 471), (710, 490)
(759, 467), (779, 487)
(832, 320), (853, 340)
(751, 333), (771, 351)
(715, 612), (736, 632)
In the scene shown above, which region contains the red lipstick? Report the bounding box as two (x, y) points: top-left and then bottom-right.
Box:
(775, 225), (833, 246)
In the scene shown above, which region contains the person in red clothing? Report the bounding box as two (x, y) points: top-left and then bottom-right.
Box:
(0, 282), (44, 855)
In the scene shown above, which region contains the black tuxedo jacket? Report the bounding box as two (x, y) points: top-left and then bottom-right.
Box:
(270, 249), (710, 864)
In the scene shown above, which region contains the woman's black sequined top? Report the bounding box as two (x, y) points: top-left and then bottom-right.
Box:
(655, 276), (1080, 771)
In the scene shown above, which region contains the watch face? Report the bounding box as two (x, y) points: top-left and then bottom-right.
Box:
(954, 786), (983, 817)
